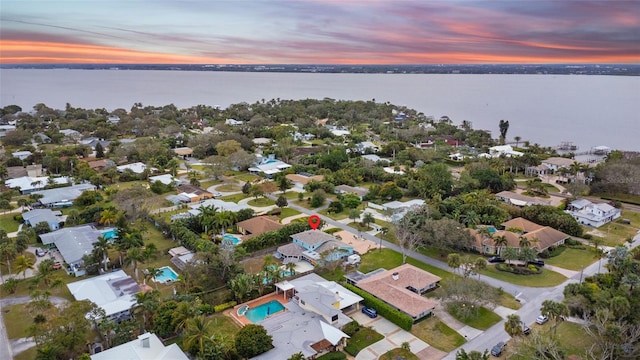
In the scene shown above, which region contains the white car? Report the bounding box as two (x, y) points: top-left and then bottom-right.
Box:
(536, 315), (549, 325)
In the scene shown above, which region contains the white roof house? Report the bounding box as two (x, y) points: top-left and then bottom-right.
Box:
(190, 199), (250, 213)
(566, 199), (621, 227)
(67, 270), (140, 322)
(39, 225), (102, 272)
(248, 155), (291, 176)
(225, 118), (244, 126)
(11, 150), (32, 160)
(33, 183), (96, 206)
(91, 332), (188, 360)
(149, 174), (180, 186)
(5, 176), (71, 194)
(487, 145), (523, 158)
(117, 162), (151, 174)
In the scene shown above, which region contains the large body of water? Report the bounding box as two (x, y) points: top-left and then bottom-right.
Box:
(1, 69), (638, 151)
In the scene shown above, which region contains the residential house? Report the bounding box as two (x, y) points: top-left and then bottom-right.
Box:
(40, 225), (102, 276)
(355, 141), (380, 154)
(254, 273), (361, 360)
(286, 173), (324, 189)
(170, 184), (213, 203)
(168, 246), (196, 271)
(21, 209), (63, 231)
(383, 166), (406, 175)
(566, 199), (621, 227)
(189, 198), (250, 213)
(345, 264), (440, 321)
(67, 270), (141, 322)
(237, 216), (283, 238)
(33, 133), (52, 143)
(449, 153), (465, 161)
(117, 162), (151, 174)
(334, 185), (369, 200)
(59, 129), (82, 142)
(106, 115), (121, 124)
(326, 125), (350, 137)
(495, 191), (551, 207)
(276, 230), (354, 266)
(541, 157), (576, 174)
(81, 137), (111, 151)
(6, 166), (28, 179)
(248, 154), (292, 177)
(360, 154), (390, 164)
(373, 199), (425, 221)
(0, 124), (16, 137)
(149, 174), (180, 186)
(470, 218), (570, 255)
(33, 183), (97, 207)
(173, 147), (193, 159)
(88, 159), (115, 171)
(486, 145), (523, 158)
(225, 118), (244, 126)
(91, 333), (188, 360)
(524, 164), (550, 177)
(11, 150), (32, 161)
(293, 132), (315, 142)
(5, 176), (71, 194)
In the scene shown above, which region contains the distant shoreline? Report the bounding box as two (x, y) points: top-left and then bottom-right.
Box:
(1, 64), (639, 76)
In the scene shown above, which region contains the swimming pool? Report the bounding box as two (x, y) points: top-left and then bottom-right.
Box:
(222, 234), (242, 246)
(101, 228), (118, 240)
(245, 300), (285, 323)
(487, 226), (497, 233)
(155, 266), (179, 284)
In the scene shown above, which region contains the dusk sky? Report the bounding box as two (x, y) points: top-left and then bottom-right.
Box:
(1, 0), (639, 64)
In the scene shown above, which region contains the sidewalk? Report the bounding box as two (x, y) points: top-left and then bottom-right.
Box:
(432, 306), (483, 341)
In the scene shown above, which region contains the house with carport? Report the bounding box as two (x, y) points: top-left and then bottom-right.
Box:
(39, 225), (102, 276)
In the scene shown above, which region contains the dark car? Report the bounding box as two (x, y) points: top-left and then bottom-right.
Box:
(362, 307), (378, 318)
(491, 341), (506, 356)
(488, 256), (505, 263)
(528, 259), (545, 267)
(523, 324), (531, 335)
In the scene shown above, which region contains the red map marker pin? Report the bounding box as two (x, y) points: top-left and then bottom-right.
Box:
(308, 215), (321, 230)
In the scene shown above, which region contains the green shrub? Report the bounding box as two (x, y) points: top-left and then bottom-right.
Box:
(316, 351), (347, 360)
(582, 234), (592, 240)
(344, 283), (413, 330)
(213, 301), (237, 313)
(13, 214), (23, 222)
(496, 263), (542, 275)
(344, 344), (359, 356)
(199, 304), (215, 315)
(565, 238), (581, 246)
(324, 228), (342, 235)
(341, 320), (361, 336)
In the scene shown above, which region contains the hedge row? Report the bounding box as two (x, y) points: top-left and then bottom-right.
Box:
(496, 263), (542, 275)
(344, 283), (413, 331)
(214, 301), (237, 313)
(169, 220), (216, 252)
(316, 352), (347, 360)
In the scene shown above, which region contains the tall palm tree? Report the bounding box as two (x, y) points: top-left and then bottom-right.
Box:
(124, 247), (145, 280)
(145, 267), (163, 289)
(183, 316), (213, 356)
(172, 300), (200, 333)
(361, 212), (375, 230)
(284, 261), (296, 277)
(502, 247), (518, 265)
(36, 259), (56, 287)
(14, 254), (35, 279)
(142, 243), (158, 265)
(519, 236), (531, 249)
(541, 300), (568, 335)
(504, 314), (523, 337)
(93, 236), (111, 272)
(133, 289), (160, 331)
(0, 241), (17, 274)
(447, 253), (461, 274)
(494, 235), (508, 256)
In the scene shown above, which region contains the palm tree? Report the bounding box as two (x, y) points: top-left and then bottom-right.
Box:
(361, 212), (375, 230)
(473, 257), (487, 279)
(229, 273), (254, 302)
(514, 136), (522, 148)
(541, 300), (568, 335)
(183, 316), (213, 356)
(447, 253), (461, 274)
(93, 236), (111, 272)
(124, 247), (145, 280)
(142, 243), (158, 265)
(348, 208), (361, 224)
(99, 209), (118, 226)
(504, 314), (523, 337)
(284, 261), (296, 277)
(0, 241), (17, 275)
(493, 235), (508, 256)
(502, 246), (518, 265)
(133, 289), (160, 331)
(518, 236), (531, 249)
(36, 259), (56, 287)
(145, 267), (163, 289)
(14, 254), (35, 279)
(172, 301), (199, 333)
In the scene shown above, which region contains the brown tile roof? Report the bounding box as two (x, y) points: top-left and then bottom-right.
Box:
(278, 243), (304, 257)
(88, 159), (111, 169)
(501, 217), (544, 233)
(6, 166), (27, 179)
(173, 147), (193, 156)
(357, 264), (439, 318)
(524, 227), (570, 251)
(285, 173), (324, 185)
(237, 216), (283, 236)
(291, 230), (336, 246)
(176, 184), (211, 196)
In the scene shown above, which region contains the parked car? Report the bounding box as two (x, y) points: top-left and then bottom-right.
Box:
(488, 256), (505, 263)
(53, 262), (63, 270)
(523, 323), (531, 335)
(528, 259), (545, 267)
(491, 341), (506, 356)
(536, 315), (549, 325)
(35, 248), (48, 257)
(362, 307), (378, 318)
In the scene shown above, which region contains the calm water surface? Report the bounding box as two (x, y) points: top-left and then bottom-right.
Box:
(1, 69), (638, 151)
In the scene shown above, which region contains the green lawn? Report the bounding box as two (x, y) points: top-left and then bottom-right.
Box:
(0, 269), (76, 300)
(247, 198), (275, 207)
(379, 349), (419, 360)
(318, 208), (350, 220)
(14, 348), (36, 360)
(219, 193), (250, 203)
(199, 179), (222, 189)
(3, 303), (31, 339)
(497, 292), (522, 310)
(544, 247), (598, 271)
(555, 321), (594, 358)
(596, 221), (639, 246)
(208, 313), (241, 338)
(231, 173), (260, 183)
(278, 207), (301, 221)
(344, 326), (384, 355)
(449, 306), (501, 330)
(621, 209), (640, 226)
(411, 317), (465, 352)
(481, 266), (567, 287)
(0, 212), (21, 232)
(216, 184), (242, 192)
(360, 248), (453, 281)
(285, 191), (307, 199)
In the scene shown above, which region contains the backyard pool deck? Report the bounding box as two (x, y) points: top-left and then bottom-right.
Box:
(230, 292), (290, 326)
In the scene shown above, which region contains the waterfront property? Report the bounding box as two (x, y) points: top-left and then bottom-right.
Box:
(67, 270), (140, 322)
(566, 199), (621, 227)
(345, 264), (440, 322)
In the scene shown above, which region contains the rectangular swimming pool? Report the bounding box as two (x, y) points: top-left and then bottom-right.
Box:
(155, 266), (179, 284)
(245, 300), (285, 323)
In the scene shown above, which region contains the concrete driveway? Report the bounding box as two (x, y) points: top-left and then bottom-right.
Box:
(352, 312), (446, 360)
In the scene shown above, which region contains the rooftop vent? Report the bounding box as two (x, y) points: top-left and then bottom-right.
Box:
(392, 272), (399, 281)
